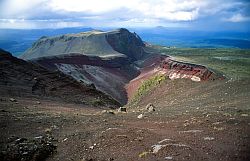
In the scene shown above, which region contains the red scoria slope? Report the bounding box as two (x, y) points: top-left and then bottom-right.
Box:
(125, 54), (224, 100)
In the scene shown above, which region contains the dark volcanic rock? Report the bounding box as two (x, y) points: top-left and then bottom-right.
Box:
(0, 135), (56, 161)
(0, 49), (120, 107)
(31, 54), (140, 105)
(105, 28), (146, 61)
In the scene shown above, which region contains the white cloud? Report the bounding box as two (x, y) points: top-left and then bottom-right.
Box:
(48, 0), (205, 21)
(0, 0), (249, 28)
(224, 13), (250, 22)
(49, 0), (135, 13)
(0, 0), (208, 21)
(133, 0), (202, 21)
(0, 0), (48, 19)
(0, 19), (85, 29)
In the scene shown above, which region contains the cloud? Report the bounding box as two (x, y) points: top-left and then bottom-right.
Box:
(49, 0), (133, 13)
(0, 0), (249, 29)
(0, 0), (48, 19)
(224, 13), (250, 22)
(0, 18), (88, 29)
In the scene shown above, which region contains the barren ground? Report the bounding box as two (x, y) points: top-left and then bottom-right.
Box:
(1, 79), (249, 161)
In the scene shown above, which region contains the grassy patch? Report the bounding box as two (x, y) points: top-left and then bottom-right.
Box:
(130, 74), (167, 105)
(89, 98), (105, 106)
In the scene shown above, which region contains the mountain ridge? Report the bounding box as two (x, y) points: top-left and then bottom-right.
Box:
(20, 28), (224, 105)
(20, 28), (148, 61)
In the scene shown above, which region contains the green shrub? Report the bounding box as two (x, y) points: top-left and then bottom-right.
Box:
(131, 74), (167, 103)
(89, 98), (105, 106)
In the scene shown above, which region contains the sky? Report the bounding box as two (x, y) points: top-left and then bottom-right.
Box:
(0, 0), (249, 31)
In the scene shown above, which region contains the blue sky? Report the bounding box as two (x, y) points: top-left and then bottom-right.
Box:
(0, 0), (249, 31)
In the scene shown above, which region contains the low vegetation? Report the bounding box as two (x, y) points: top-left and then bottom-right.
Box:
(155, 47), (250, 80)
(130, 74), (167, 105)
(89, 98), (105, 106)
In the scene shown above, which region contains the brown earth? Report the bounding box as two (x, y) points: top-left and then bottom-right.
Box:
(1, 79), (249, 161)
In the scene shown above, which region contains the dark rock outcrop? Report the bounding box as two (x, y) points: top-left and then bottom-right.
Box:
(0, 49), (120, 107)
(32, 54), (139, 105)
(105, 28), (146, 61)
(0, 135), (56, 161)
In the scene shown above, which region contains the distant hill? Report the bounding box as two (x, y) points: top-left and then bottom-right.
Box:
(132, 27), (250, 49)
(20, 28), (146, 60)
(1, 27), (250, 57)
(0, 27), (93, 56)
